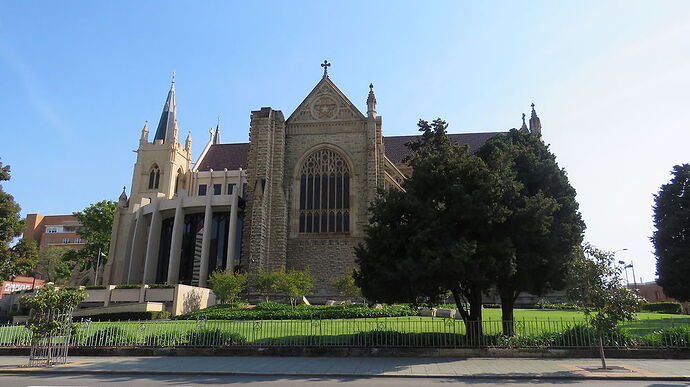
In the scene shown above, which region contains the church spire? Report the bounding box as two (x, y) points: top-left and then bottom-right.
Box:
(367, 83), (377, 118)
(212, 118), (221, 144)
(185, 131), (192, 153)
(153, 73), (177, 143)
(140, 120), (149, 142)
(519, 113), (528, 133)
(529, 103), (542, 138)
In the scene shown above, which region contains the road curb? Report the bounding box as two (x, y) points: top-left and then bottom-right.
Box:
(0, 368), (688, 381)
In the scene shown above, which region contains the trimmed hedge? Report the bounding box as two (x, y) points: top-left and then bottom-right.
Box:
(75, 311), (171, 321)
(174, 302), (416, 320)
(148, 284), (175, 289)
(114, 285), (141, 289)
(641, 302), (683, 314)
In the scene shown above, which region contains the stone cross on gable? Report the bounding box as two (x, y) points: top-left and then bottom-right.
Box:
(321, 60), (331, 76)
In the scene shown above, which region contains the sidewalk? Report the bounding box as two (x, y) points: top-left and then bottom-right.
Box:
(0, 356), (688, 380)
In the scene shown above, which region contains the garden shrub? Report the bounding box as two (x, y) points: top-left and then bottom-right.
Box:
(641, 302), (683, 314)
(148, 284), (175, 289)
(114, 285), (141, 289)
(185, 328), (246, 346)
(75, 311), (170, 321)
(174, 303), (416, 320)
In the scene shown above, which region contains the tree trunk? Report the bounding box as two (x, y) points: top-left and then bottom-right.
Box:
(498, 287), (516, 336)
(500, 299), (515, 337)
(598, 333), (607, 369)
(451, 288), (484, 345)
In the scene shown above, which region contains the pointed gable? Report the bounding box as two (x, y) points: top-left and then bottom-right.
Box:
(286, 75), (366, 124)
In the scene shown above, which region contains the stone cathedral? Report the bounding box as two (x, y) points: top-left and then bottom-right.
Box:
(102, 63), (542, 297)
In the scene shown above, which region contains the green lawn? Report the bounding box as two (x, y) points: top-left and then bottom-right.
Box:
(0, 310), (686, 347)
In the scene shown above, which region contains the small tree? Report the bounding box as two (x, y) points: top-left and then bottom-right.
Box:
(22, 284), (86, 337)
(277, 270), (314, 307)
(63, 200), (116, 273)
(209, 269), (248, 304)
(332, 271), (362, 301)
(566, 244), (641, 369)
(252, 269), (281, 302)
(36, 246), (73, 284)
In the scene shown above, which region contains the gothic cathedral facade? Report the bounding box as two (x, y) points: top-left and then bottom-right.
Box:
(103, 67), (530, 296)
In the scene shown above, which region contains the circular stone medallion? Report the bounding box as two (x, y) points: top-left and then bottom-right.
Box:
(311, 96), (338, 120)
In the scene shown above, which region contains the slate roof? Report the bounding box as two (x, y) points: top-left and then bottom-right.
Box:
(383, 132), (503, 164)
(196, 132), (503, 171)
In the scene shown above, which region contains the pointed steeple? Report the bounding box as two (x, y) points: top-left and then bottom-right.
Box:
(367, 83), (377, 118)
(140, 120), (149, 142)
(212, 118), (221, 144)
(154, 73), (177, 143)
(519, 113), (528, 133)
(118, 186), (128, 207)
(529, 103), (542, 138)
(185, 131), (192, 153)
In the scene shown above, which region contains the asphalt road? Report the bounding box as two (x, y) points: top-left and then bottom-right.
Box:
(1, 374), (688, 387)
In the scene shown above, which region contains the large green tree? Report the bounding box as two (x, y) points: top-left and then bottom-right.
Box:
(652, 164), (690, 301)
(63, 200), (116, 274)
(355, 119), (515, 337)
(0, 161), (39, 281)
(477, 129), (585, 335)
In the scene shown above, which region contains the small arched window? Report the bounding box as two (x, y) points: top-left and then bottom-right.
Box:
(298, 148), (350, 233)
(148, 165), (160, 190)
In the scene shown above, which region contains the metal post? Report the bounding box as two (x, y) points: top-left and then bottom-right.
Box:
(94, 247), (102, 286)
(631, 260), (638, 289)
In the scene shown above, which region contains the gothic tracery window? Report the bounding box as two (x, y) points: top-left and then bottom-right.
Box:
(299, 148), (350, 233)
(148, 165), (160, 190)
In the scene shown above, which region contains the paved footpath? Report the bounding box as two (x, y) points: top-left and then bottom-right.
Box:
(0, 356), (688, 381)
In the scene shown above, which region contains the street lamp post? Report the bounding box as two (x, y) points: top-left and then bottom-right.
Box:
(618, 260), (630, 286)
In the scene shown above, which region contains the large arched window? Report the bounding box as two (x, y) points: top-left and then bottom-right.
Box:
(148, 165), (160, 190)
(298, 148), (350, 233)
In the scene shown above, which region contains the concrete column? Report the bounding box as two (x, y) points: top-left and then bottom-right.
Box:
(126, 209), (146, 284)
(225, 192), (239, 271)
(166, 201), (185, 284)
(198, 197), (214, 287)
(142, 200), (162, 284)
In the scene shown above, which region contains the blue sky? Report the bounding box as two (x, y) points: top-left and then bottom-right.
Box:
(2, 1), (689, 284)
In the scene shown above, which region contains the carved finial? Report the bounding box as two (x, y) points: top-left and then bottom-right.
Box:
(321, 60), (331, 76)
(522, 113), (526, 124)
(172, 71), (176, 85)
(369, 83), (374, 90)
(531, 102), (535, 111)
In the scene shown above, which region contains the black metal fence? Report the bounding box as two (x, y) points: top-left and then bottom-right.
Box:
(0, 317), (687, 349)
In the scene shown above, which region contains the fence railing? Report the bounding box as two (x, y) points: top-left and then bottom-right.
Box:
(0, 317), (687, 349)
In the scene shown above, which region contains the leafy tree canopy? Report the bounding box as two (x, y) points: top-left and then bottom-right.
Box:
(36, 246), (73, 284)
(64, 200), (116, 271)
(22, 284), (86, 337)
(209, 269), (248, 304)
(0, 161), (39, 282)
(355, 119), (515, 333)
(476, 129), (585, 332)
(652, 164), (690, 301)
(277, 270), (314, 306)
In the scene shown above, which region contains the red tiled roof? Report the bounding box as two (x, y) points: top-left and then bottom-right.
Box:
(196, 132), (503, 171)
(196, 143), (249, 171)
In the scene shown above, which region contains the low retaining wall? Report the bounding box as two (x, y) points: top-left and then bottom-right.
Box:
(0, 346), (688, 359)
